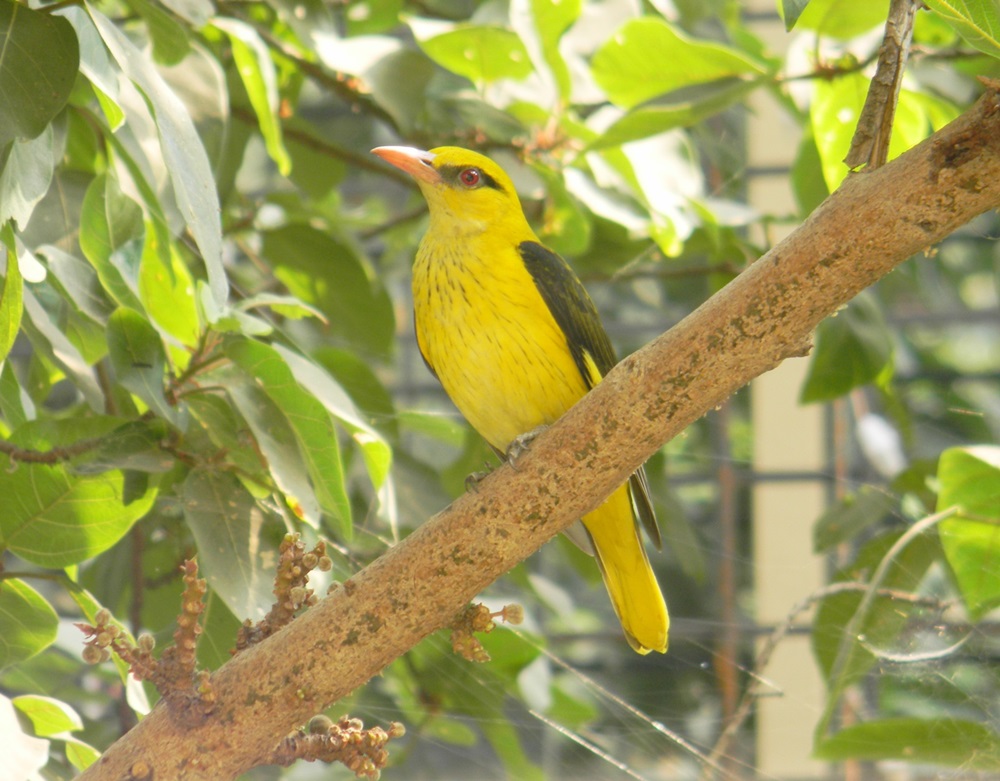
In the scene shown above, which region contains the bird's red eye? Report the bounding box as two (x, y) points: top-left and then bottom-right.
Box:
(459, 168), (481, 188)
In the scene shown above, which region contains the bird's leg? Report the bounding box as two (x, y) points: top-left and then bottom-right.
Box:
(505, 424), (549, 469)
(464, 462), (495, 493)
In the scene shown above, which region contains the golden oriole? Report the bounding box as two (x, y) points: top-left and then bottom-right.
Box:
(372, 145), (668, 654)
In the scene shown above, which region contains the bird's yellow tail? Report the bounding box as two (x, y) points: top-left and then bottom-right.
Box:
(584, 485), (669, 654)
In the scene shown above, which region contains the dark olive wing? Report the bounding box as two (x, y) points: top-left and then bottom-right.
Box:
(518, 241), (617, 384)
(518, 240), (660, 548)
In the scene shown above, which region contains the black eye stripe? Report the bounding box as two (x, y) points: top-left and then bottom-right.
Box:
(438, 164), (504, 192)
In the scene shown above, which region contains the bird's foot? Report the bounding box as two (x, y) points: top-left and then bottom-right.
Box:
(505, 425), (549, 469)
(465, 462), (495, 493)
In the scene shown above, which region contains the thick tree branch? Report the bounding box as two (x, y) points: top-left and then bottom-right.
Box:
(80, 85), (1000, 781)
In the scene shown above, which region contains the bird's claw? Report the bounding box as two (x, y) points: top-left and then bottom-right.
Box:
(465, 462), (495, 493)
(505, 425), (549, 469)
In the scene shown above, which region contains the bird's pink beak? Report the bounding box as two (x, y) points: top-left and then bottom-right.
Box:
(371, 146), (441, 184)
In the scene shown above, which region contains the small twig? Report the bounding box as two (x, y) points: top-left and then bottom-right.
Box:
(234, 534), (333, 653)
(449, 602), (523, 662)
(272, 715), (405, 779)
(844, 0), (919, 170)
(0, 436), (108, 465)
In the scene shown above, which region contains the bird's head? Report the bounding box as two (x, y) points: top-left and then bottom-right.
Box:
(372, 146), (533, 238)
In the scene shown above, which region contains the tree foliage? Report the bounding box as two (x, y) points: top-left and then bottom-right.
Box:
(1, 0), (999, 778)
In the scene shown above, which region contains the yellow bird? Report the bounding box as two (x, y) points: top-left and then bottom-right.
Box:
(372, 145), (668, 654)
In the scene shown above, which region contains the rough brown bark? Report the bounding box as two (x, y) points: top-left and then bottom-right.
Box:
(81, 84), (1000, 781)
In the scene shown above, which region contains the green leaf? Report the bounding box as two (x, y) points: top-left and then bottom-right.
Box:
(937, 446), (1000, 618)
(0, 124), (55, 228)
(923, 0), (1000, 59)
(481, 719), (544, 781)
(185, 393), (272, 493)
(107, 307), (182, 427)
(801, 293), (893, 403)
(814, 486), (896, 552)
(73, 419), (175, 474)
(591, 18), (766, 110)
(0, 1), (79, 148)
(811, 75), (947, 188)
(0, 579), (58, 669)
(791, 131), (831, 215)
(277, 344), (392, 490)
(181, 469), (277, 621)
(21, 286), (104, 411)
(0, 694), (47, 777)
(0, 460), (156, 567)
(263, 224), (394, 358)
(511, 0), (581, 101)
(815, 717), (1000, 768)
(794, 0), (891, 38)
(219, 364), (321, 525)
(88, 7), (227, 307)
(236, 292), (326, 323)
(37, 244), (112, 325)
(0, 223), (23, 362)
(0, 360), (30, 429)
(61, 735), (101, 771)
(411, 19), (534, 84)
(13, 695), (82, 737)
(225, 338), (352, 536)
(781, 0), (814, 30)
(157, 0), (212, 26)
(127, 0), (190, 64)
(137, 230), (200, 348)
(589, 77), (761, 149)
(813, 531), (938, 724)
(79, 173), (145, 310)
(214, 18), (290, 175)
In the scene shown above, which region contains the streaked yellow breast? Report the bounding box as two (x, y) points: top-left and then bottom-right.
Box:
(413, 234), (589, 451)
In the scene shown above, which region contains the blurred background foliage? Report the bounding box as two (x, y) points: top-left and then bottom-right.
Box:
(1, 0), (999, 778)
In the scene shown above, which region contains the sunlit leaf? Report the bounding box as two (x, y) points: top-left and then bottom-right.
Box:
(781, 0), (814, 30)
(0, 695), (47, 778)
(0, 125), (55, 228)
(794, 0), (891, 38)
(213, 17), (290, 175)
(157, 0), (212, 26)
(181, 469), (277, 622)
(0, 224), (23, 362)
(0, 580), (58, 669)
(410, 18), (534, 84)
(226, 337), (352, 537)
(127, 0), (189, 64)
(937, 446), (1000, 619)
(510, 0), (581, 101)
(0, 2), (78, 148)
(79, 173), (145, 310)
(589, 78), (761, 149)
(137, 229), (200, 347)
(220, 364), (321, 526)
(61, 735), (101, 771)
(107, 307), (183, 427)
(13, 695), (82, 737)
(20, 286), (104, 411)
(923, 0), (1000, 59)
(0, 458), (156, 567)
(591, 17), (766, 110)
(88, 7), (227, 307)
(277, 344), (392, 491)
